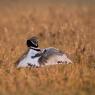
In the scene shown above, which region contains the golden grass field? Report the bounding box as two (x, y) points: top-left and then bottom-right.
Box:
(0, 3), (95, 95)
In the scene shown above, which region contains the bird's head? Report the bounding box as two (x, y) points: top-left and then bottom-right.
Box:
(27, 36), (38, 48)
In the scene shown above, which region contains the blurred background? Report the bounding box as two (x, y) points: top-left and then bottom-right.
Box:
(0, 0), (95, 6)
(0, 0), (95, 95)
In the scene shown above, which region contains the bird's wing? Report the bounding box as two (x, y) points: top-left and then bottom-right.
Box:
(43, 47), (64, 58)
(38, 47), (64, 65)
(38, 47), (72, 66)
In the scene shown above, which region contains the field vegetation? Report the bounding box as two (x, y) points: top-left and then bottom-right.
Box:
(0, 3), (95, 95)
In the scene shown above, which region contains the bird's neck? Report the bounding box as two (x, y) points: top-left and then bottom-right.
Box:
(27, 47), (41, 57)
(30, 47), (41, 51)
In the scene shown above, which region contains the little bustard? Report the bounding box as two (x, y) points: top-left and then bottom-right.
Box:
(17, 37), (72, 68)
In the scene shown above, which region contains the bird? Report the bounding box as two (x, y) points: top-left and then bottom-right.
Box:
(17, 36), (72, 68)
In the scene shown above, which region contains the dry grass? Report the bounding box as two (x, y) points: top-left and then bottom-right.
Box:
(0, 4), (95, 95)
